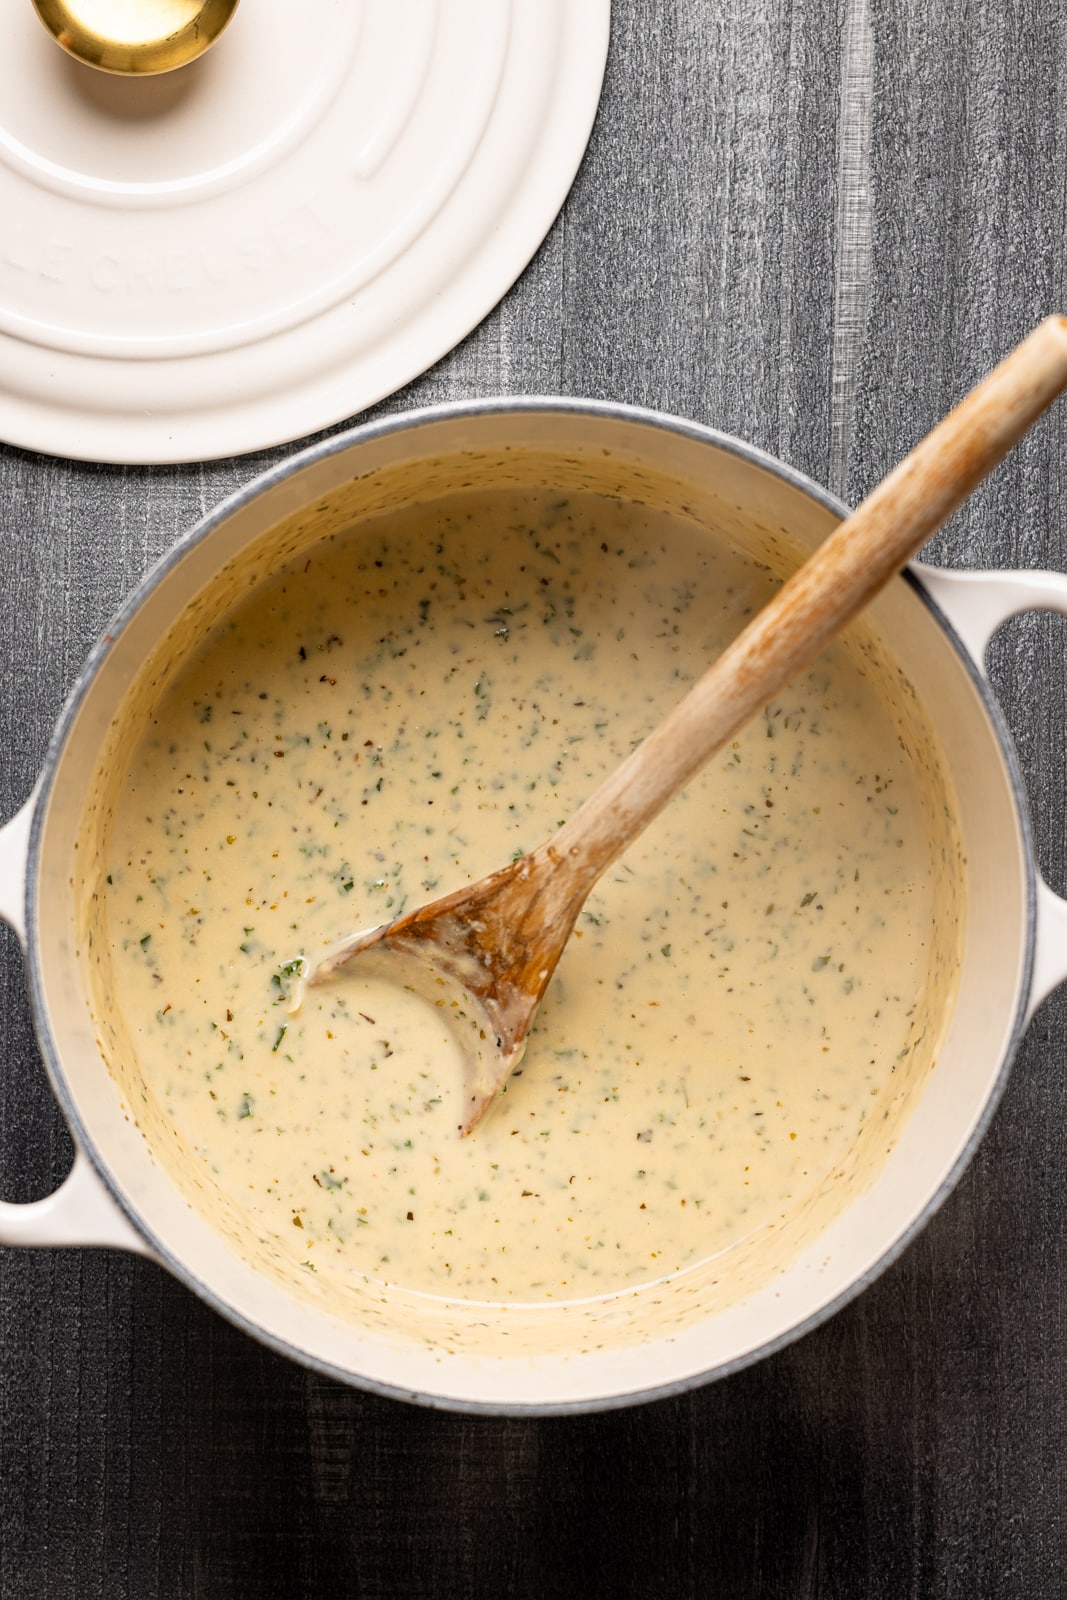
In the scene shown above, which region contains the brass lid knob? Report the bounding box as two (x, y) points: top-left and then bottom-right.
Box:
(31, 0), (240, 76)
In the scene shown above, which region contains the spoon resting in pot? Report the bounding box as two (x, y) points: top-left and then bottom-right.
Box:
(295, 316), (1067, 1133)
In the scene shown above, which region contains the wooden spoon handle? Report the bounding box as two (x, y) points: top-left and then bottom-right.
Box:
(549, 315), (1067, 881)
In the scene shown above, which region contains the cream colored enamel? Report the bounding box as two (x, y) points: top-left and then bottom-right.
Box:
(85, 485), (961, 1336)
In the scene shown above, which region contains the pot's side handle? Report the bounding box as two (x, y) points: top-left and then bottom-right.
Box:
(0, 793), (152, 1256)
(914, 565), (1067, 663)
(1030, 879), (1067, 1024)
(0, 785), (36, 939)
(0, 1150), (153, 1254)
(914, 563), (1067, 1021)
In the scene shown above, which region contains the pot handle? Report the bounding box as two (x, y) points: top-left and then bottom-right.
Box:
(914, 562), (1067, 1020)
(0, 790), (151, 1256)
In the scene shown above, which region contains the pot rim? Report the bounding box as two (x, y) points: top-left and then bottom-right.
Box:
(22, 396), (1039, 1414)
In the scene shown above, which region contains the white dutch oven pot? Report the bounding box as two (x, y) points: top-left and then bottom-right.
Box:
(1, 401), (1065, 1413)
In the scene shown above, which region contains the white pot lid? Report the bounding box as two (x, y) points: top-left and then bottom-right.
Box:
(0, 0), (609, 463)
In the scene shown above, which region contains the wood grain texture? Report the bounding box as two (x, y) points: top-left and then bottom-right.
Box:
(1, 1), (1066, 1595)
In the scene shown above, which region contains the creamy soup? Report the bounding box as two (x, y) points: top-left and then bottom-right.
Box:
(90, 486), (961, 1324)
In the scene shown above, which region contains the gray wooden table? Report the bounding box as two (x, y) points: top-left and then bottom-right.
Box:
(2, 2), (1065, 1594)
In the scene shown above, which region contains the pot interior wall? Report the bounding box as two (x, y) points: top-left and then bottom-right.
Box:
(30, 409), (1028, 1406)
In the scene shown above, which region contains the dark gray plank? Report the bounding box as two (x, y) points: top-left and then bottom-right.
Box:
(2, 1), (1066, 1596)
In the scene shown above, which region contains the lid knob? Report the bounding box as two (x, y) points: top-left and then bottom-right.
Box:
(31, 0), (239, 75)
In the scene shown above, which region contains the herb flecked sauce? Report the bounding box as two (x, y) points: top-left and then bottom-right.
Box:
(97, 490), (959, 1314)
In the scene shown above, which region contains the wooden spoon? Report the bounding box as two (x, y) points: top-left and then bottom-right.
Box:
(300, 316), (1067, 1133)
